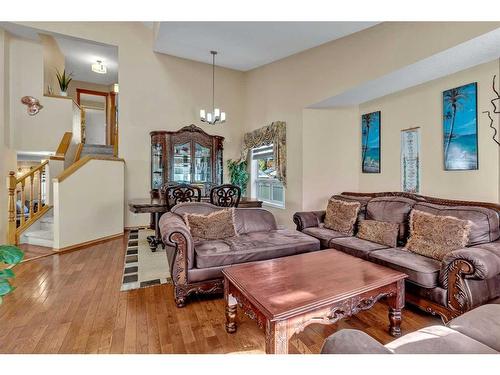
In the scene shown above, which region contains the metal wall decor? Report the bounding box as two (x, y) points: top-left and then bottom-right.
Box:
(21, 96), (43, 116)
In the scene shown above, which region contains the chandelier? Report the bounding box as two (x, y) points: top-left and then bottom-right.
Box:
(200, 51), (226, 125)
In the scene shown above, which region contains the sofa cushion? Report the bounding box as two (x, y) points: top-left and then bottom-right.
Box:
(332, 194), (372, 223)
(368, 247), (441, 288)
(324, 198), (360, 235)
(356, 220), (399, 248)
(406, 209), (471, 261)
(329, 237), (389, 259)
(386, 325), (497, 354)
(413, 202), (500, 246)
(184, 208), (237, 241)
(194, 229), (320, 269)
(302, 224), (349, 248)
(447, 304), (500, 352)
(366, 196), (416, 242)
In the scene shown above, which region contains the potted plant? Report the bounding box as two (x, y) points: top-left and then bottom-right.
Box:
(55, 69), (73, 96)
(227, 159), (249, 196)
(0, 244), (24, 304)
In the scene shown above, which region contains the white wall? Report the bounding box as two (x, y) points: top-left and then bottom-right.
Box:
(9, 36), (75, 152)
(53, 159), (124, 249)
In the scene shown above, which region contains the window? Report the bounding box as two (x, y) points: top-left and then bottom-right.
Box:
(251, 144), (285, 208)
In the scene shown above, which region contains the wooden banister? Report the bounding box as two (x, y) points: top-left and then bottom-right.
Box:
(7, 160), (51, 244)
(50, 132), (73, 161)
(54, 155), (125, 183)
(74, 143), (84, 163)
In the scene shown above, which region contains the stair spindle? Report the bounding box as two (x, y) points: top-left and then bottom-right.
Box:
(29, 175), (35, 218)
(38, 167), (43, 210)
(20, 180), (26, 225)
(7, 171), (17, 244)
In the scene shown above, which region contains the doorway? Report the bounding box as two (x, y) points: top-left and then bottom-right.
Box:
(77, 88), (117, 146)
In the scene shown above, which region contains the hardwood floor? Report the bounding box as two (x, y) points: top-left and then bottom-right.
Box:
(0, 234), (440, 354)
(18, 243), (56, 263)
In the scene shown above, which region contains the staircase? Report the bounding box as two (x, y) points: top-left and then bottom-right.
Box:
(20, 209), (54, 248)
(81, 144), (114, 157)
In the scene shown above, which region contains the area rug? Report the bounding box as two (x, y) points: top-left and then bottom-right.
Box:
(120, 229), (172, 291)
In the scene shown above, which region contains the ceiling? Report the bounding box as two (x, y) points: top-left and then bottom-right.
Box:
(309, 27), (500, 108)
(153, 22), (379, 71)
(54, 35), (118, 85)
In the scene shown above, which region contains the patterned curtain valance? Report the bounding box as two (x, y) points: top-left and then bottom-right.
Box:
(239, 121), (287, 186)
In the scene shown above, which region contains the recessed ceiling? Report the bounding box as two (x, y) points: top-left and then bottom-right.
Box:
(153, 22), (379, 71)
(309, 27), (500, 108)
(54, 35), (118, 85)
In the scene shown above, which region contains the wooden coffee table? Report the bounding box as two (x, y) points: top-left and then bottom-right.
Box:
(223, 249), (407, 354)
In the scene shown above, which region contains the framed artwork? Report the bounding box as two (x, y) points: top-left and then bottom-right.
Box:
(401, 127), (420, 193)
(443, 82), (478, 170)
(361, 111), (381, 173)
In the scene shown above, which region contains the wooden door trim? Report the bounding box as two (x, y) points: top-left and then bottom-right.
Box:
(76, 88), (110, 146)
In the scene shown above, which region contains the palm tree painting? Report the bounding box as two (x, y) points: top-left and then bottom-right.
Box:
(361, 111), (381, 173)
(443, 82), (478, 170)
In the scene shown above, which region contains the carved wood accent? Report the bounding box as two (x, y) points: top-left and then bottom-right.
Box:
(405, 292), (457, 323)
(163, 184), (202, 210)
(210, 184), (241, 207)
(447, 259), (474, 314)
(342, 191), (500, 214)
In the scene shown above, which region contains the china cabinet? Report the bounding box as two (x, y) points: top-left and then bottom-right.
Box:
(150, 124), (224, 196)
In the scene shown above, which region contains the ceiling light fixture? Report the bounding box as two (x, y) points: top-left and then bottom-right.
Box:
(91, 60), (107, 74)
(200, 51), (226, 125)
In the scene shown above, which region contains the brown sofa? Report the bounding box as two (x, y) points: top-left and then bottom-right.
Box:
(159, 202), (320, 307)
(293, 192), (500, 322)
(321, 304), (500, 354)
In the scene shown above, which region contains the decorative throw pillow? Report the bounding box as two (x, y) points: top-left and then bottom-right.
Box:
(324, 198), (361, 235)
(356, 220), (399, 248)
(405, 209), (471, 261)
(184, 209), (238, 241)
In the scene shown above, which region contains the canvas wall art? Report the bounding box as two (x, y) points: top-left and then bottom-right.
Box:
(443, 82), (478, 170)
(401, 127), (420, 193)
(361, 111), (381, 173)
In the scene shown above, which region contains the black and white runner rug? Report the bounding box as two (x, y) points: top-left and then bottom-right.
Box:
(120, 229), (172, 291)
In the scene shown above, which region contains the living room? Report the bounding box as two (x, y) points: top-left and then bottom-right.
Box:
(1, 1), (500, 373)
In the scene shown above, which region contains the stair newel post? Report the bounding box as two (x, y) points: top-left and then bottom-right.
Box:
(7, 171), (17, 244)
(20, 179), (26, 226)
(29, 172), (34, 219)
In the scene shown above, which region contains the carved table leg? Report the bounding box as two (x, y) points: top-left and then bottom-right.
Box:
(387, 279), (405, 337)
(265, 320), (289, 354)
(224, 277), (237, 333)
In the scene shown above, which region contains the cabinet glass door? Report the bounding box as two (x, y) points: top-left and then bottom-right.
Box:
(173, 142), (191, 182)
(151, 143), (163, 189)
(194, 143), (212, 182)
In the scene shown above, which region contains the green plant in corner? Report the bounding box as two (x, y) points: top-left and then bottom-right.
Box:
(55, 69), (73, 95)
(227, 159), (249, 196)
(0, 245), (24, 304)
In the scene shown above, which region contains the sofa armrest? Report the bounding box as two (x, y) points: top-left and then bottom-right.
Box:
(440, 246), (500, 284)
(439, 245), (500, 315)
(293, 210), (325, 231)
(159, 212), (195, 271)
(321, 329), (392, 354)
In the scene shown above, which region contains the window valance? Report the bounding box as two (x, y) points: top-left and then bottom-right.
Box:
(239, 121), (286, 186)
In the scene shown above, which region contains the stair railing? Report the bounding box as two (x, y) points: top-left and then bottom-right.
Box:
(7, 161), (51, 244)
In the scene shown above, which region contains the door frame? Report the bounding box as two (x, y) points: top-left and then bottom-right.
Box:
(76, 88), (112, 145)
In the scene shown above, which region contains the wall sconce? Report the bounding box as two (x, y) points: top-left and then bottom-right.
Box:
(21, 96), (43, 116)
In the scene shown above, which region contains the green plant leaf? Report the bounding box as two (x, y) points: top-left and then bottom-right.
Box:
(0, 245), (24, 265)
(0, 269), (15, 280)
(0, 279), (15, 296)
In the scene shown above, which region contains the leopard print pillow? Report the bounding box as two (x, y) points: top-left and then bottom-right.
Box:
(357, 220), (399, 248)
(324, 198), (360, 235)
(184, 208), (238, 241)
(405, 209), (471, 261)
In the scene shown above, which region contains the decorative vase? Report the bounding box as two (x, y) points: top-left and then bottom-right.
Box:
(60, 91), (68, 97)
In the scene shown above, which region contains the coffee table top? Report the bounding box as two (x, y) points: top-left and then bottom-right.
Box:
(222, 249), (407, 320)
